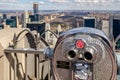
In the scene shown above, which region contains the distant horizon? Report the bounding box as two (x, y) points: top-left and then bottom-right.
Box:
(0, 0), (120, 10)
(0, 9), (120, 11)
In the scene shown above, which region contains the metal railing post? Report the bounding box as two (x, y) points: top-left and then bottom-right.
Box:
(14, 53), (17, 80)
(36, 55), (39, 80)
(48, 60), (50, 80)
(4, 48), (45, 80)
(25, 53), (27, 80)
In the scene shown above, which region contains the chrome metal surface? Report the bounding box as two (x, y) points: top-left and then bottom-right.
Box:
(4, 48), (44, 54)
(60, 27), (111, 46)
(53, 27), (117, 80)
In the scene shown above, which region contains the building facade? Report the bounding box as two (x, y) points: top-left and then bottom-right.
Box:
(83, 17), (96, 28)
(33, 3), (38, 15)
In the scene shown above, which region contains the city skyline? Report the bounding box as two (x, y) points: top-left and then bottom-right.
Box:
(0, 0), (120, 10)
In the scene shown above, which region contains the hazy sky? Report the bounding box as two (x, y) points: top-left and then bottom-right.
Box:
(0, 0), (120, 10)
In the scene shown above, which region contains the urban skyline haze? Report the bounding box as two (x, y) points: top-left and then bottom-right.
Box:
(0, 0), (120, 10)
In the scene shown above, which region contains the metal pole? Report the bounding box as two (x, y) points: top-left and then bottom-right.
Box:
(14, 53), (17, 80)
(36, 55), (39, 80)
(25, 53), (27, 80)
(48, 60), (50, 80)
(36, 33), (40, 80)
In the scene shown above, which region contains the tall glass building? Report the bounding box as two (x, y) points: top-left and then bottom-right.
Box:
(110, 14), (120, 49)
(113, 19), (120, 39)
(6, 16), (18, 28)
(33, 3), (38, 15)
(27, 22), (45, 38)
(83, 17), (96, 28)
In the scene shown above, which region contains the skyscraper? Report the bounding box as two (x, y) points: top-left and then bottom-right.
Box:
(3, 14), (7, 19)
(102, 19), (109, 36)
(11, 16), (19, 27)
(22, 11), (30, 27)
(29, 14), (42, 22)
(110, 14), (120, 49)
(6, 19), (15, 27)
(27, 22), (46, 38)
(6, 16), (19, 28)
(83, 17), (96, 28)
(33, 3), (38, 15)
(110, 15), (120, 40)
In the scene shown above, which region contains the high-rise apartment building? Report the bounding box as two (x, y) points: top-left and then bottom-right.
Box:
(102, 19), (109, 36)
(3, 14), (7, 19)
(83, 17), (96, 28)
(22, 11), (30, 27)
(110, 14), (120, 49)
(6, 16), (19, 28)
(33, 3), (38, 15)
(27, 22), (46, 37)
(110, 14), (120, 40)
